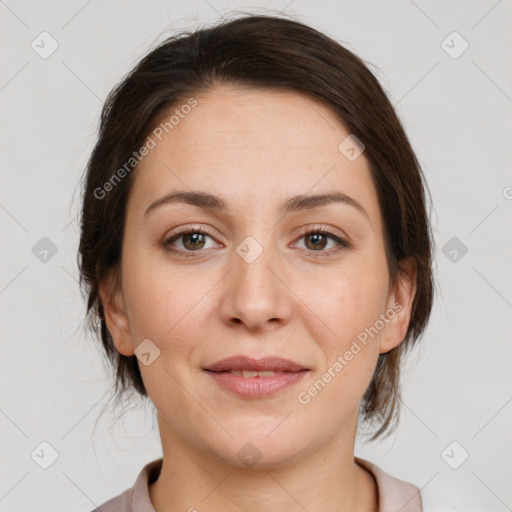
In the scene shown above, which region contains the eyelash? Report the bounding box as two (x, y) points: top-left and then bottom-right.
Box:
(163, 226), (351, 259)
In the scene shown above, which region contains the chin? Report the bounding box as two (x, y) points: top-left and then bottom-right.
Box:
(209, 430), (308, 470)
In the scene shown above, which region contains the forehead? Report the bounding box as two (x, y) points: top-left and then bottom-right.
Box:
(129, 85), (379, 220)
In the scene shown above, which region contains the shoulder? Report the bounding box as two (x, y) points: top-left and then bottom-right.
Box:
(89, 487), (132, 512)
(89, 458), (163, 512)
(355, 457), (458, 512)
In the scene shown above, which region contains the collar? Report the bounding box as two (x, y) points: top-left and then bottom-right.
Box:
(116, 456), (422, 511)
(355, 456), (422, 511)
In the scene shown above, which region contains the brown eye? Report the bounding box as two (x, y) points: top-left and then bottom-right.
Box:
(304, 232), (329, 251)
(181, 232), (207, 250)
(295, 228), (351, 256)
(164, 229), (216, 257)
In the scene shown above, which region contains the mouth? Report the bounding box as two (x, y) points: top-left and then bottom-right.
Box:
(206, 369), (309, 378)
(202, 356), (310, 399)
(203, 355), (309, 373)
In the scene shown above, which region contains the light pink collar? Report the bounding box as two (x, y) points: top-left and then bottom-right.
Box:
(111, 456), (423, 512)
(355, 456), (422, 512)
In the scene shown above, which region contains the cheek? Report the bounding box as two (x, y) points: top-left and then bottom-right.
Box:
(121, 248), (216, 390)
(121, 257), (206, 407)
(301, 261), (388, 405)
(122, 245), (204, 339)
(317, 265), (389, 345)
(298, 276), (386, 416)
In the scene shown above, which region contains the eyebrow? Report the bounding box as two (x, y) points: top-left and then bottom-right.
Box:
(144, 190), (369, 220)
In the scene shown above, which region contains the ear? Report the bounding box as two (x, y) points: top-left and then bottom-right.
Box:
(98, 269), (135, 357)
(379, 257), (417, 354)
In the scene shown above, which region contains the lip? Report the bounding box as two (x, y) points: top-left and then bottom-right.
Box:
(203, 356), (308, 372)
(204, 369), (309, 399)
(203, 356), (310, 399)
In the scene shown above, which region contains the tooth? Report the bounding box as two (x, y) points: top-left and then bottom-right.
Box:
(241, 370), (258, 378)
(229, 370), (281, 377)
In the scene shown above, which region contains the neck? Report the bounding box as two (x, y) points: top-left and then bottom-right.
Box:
(149, 415), (378, 512)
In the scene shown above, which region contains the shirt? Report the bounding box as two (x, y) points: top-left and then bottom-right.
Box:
(92, 457), (458, 511)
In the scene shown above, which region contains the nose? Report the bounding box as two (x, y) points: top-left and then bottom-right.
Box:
(218, 236), (293, 333)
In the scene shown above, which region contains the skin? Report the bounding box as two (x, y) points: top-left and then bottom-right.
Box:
(100, 85), (416, 512)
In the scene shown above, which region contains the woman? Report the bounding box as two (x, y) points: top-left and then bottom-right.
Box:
(78, 13), (456, 512)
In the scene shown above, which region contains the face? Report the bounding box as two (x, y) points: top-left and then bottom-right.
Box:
(101, 85), (416, 468)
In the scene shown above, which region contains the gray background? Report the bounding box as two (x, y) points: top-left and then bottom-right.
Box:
(1, 0), (511, 510)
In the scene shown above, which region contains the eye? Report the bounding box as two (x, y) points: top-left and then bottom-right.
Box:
(164, 228), (218, 257)
(294, 227), (351, 256)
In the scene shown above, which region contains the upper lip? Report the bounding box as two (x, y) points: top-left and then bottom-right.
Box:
(203, 356), (309, 372)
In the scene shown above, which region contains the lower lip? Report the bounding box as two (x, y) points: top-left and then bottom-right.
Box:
(204, 370), (309, 399)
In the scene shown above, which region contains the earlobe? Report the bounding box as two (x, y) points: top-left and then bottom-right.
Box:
(379, 257), (417, 354)
(98, 270), (135, 357)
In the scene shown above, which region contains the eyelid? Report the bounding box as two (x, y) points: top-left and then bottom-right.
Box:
(164, 226), (220, 250)
(164, 224), (220, 241)
(294, 224), (350, 243)
(292, 225), (352, 253)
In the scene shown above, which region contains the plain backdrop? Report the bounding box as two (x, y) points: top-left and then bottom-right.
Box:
(1, 1), (511, 511)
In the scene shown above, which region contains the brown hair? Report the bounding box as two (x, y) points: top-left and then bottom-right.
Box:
(78, 13), (435, 440)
